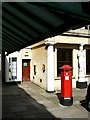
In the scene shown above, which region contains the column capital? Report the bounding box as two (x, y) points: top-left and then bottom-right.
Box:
(45, 42), (56, 51)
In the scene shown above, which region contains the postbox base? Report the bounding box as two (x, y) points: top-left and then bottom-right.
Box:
(60, 96), (73, 106)
(76, 81), (87, 89)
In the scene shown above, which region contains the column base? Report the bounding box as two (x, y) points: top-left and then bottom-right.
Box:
(60, 96), (73, 106)
(46, 90), (55, 93)
(76, 81), (87, 89)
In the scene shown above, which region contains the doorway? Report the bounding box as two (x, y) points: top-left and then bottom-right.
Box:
(22, 59), (30, 81)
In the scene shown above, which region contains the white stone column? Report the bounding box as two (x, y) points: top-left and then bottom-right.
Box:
(47, 44), (55, 92)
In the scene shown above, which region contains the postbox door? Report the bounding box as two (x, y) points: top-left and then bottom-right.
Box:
(64, 72), (72, 97)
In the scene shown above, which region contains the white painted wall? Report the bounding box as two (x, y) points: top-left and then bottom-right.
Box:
(20, 48), (31, 59)
(31, 45), (47, 89)
(54, 35), (89, 45)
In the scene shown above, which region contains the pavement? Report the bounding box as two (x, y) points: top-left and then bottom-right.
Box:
(2, 81), (90, 119)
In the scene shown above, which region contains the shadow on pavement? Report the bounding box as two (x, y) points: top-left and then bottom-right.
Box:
(80, 99), (90, 112)
(56, 93), (61, 103)
(2, 83), (62, 119)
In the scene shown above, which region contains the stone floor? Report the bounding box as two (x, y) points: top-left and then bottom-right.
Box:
(2, 81), (90, 119)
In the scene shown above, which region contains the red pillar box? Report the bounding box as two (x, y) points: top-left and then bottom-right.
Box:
(59, 65), (73, 106)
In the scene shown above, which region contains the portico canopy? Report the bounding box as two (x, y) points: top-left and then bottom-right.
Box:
(2, 2), (90, 54)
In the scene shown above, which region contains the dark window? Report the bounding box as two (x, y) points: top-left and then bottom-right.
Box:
(86, 49), (90, 75)
(34, 65), (36, 75)
(57, 48), (72, 76)
(12, 57), (17, 62)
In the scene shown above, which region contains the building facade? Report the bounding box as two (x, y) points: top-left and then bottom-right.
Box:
(5, 26), (90, 91)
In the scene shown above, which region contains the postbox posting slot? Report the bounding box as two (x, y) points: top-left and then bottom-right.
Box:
(65, 70), (69, 72)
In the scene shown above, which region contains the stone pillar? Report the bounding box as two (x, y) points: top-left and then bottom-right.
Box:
(46, 44), (55, 92)
(76, 44), (87, 88)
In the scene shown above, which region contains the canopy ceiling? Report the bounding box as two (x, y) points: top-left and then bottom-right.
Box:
(2, 2), (90, 54)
